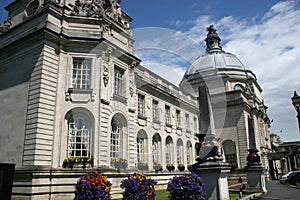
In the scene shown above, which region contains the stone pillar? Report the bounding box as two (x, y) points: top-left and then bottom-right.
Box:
(192, 161), (230, 200)
(246, 164), (267, 193)
(245, 149), (267, 193)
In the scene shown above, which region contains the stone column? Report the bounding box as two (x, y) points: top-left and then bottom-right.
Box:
(192, 161), (230, 200)
(245, 149), (267, 193)
(192, 84), (230, 200)
(246, 164), (267, 193)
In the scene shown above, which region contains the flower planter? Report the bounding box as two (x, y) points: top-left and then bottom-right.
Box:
(177, 164), (185, 172)
(167, 164), (175, 172)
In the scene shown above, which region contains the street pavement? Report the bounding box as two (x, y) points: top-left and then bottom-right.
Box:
(253, 180), (300, 200)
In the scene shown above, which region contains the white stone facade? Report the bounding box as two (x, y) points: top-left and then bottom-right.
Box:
(0, 1), (271, 199)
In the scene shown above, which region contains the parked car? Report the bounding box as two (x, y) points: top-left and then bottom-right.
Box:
(286, 171), (300, 186)
(279, 171), (300, 184)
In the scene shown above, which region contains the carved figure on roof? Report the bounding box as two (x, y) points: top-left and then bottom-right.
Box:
(70, 0), (124, 24)
(0, 18), (12, 34)
(205, 25), (222, 52)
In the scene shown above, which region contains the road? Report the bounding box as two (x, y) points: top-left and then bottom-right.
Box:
(254, 180), (300, 200)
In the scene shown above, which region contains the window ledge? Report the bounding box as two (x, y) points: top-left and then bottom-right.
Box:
(113, 94), (127, 104)
(153, 120), (160, 124)
(65, 88), (95, 102)
(138, 115), (147, 120)
(165, 123), (172, 128)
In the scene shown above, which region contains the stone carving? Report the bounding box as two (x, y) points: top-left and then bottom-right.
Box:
(70, 0), (124, 24)
(102, 47), (112, 87)
(0, 18), (12, 35)
(195, 134), (223, 164)
(103, 63), (109, 87)
(205, 25), (222, 52)
(246, 148), (261, 166)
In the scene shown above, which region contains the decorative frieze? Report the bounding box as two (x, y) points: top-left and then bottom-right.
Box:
(0, 18), (12, 35)
(102, 46), (112, 87)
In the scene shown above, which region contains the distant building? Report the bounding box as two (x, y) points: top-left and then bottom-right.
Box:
(0, 1), (271, 199)
(278, 141), (300, 173)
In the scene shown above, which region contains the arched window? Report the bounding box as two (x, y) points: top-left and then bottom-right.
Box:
(165, 136), (173, 164)
(177, 139), (184, 164)
(223, 140), (238, 168)
(234, 84), (244, 92)
(186, 141), (193, 165)
(137, 130), (148, 163)
(110, 117), (121, 158)
(152, 133), (162, 164)
(67, 113), (91, 158)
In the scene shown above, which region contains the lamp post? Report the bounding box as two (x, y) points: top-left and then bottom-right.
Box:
(291, 91), (300, 131)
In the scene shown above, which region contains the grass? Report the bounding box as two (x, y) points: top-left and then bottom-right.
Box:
(156, 190), (169, 200)
(117, 190), (243, 200)
(229, 191), (241, 200)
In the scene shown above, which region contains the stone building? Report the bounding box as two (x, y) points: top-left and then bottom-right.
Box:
(181, 25), (271, 169)
(0, 0), (271, 199)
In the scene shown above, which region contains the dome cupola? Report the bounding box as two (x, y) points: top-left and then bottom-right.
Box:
(184, 25), (248, 76)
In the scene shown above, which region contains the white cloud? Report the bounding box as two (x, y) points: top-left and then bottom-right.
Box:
(133, 0), (300, 141)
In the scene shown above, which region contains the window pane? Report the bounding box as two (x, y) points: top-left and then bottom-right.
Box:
(67, 113), (90, 158)
(114, 68), (124, 96)
(165, 105), (171, 125)
(110, 118), (121, 159)
(138, 94), (145, 117)
(72, 59), (91, 89)
(176, 110), (181, 128)
(152, 100), (159, 122)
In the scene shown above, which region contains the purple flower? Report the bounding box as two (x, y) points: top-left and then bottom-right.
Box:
(120, 173), (157, 200)
(167, 173), (205, 199)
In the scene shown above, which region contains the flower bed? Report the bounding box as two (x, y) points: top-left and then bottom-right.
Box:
(167, 173), (205, 199)
(62, 157), (93, 169)
(111, 158), (128, 170)
(120, 173), (157, 200)
(177, 164), (185, 172)
(74, 171), (112, 200)
(137, 162), (149, 171)
(153, 163), (163, 172)
(166, 164), (175, 172)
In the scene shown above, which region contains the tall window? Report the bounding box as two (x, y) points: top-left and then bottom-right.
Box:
(194, 117), (198, 132)
(177, 139), (184, 164)
(165, 105), (171, 126)
(67, 113), (90, 157)
(138, 94), (145, 118)
(137, 131), (147, 163)
(152, 100), (160, 123)
(176, 110), (181, 128)
(72, 59), (91, 89)
(110, 118), (121, 158)
(114, 67), (124, 96)
(137, 137), (144, 163)
(152, 134), (161, 164)
(165, 136), (173, 164)
(223, 140), (238, 168)
(186, 141), (193, 165)
(185, 113), (190, 131)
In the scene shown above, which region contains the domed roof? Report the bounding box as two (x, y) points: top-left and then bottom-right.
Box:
(185, 51), (247, 75)
(184, 25), (248, 76)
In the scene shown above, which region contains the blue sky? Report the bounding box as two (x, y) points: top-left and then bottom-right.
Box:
(1, 0), (300, 142)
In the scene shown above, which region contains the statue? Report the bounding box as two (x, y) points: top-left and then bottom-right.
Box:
(204, 25), (222, 52)
(0, 18), (12, 34)
(246, 148), (261, 166)
(70, 0), (124, 24)
(195, 134), (223, 164)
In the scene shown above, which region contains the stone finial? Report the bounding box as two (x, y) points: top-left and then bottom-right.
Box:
(205, 25), (223, 53)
